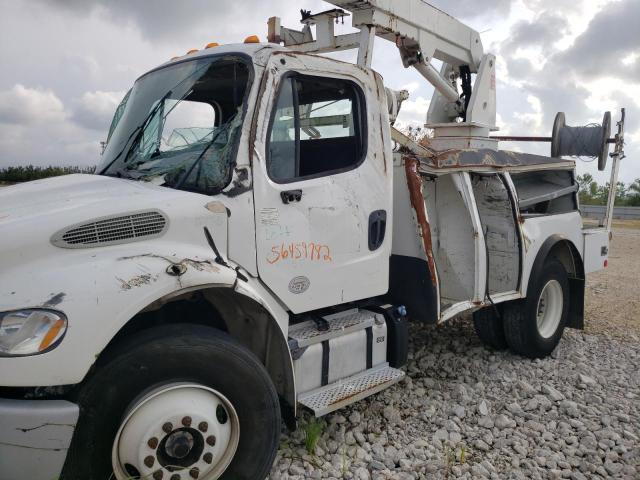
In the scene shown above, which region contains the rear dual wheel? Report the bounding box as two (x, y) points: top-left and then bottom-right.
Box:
(63, 324), (281, 480)
(473, 258), (569, 359)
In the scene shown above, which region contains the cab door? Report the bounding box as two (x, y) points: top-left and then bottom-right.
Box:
(251, 52), (392, 313)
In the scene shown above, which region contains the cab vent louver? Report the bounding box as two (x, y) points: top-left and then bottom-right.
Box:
(51, 210), (168, 249)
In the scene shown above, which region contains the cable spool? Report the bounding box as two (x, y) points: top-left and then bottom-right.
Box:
(551, 111), (611, 171)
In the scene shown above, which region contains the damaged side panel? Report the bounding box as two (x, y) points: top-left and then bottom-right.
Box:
(387, 156), (439, 323)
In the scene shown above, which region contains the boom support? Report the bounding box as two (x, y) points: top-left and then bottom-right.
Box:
(268, 0), (497, 135)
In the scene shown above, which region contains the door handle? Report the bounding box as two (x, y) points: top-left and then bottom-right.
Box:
(281, 189), (302, 204)
(368, 210), (387, 251)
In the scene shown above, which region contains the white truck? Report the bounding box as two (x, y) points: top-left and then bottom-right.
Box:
(0, 1), (626, 479)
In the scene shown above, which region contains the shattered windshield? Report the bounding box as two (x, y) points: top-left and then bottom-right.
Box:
(98, 55), (252, 194)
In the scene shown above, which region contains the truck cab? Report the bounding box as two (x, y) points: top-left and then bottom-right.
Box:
(0, 3), (624, 479)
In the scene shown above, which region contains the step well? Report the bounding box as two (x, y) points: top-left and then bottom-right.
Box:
(298, 364), (405, 417)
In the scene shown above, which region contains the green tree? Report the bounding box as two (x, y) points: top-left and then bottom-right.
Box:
(0, 165), (96, 183)
(577, 173), (597, 204)
(627, 178), (640, 206)
(597, 181), (627, 206)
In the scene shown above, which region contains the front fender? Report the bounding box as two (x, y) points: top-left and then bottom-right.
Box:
(0, 241), (237, 387)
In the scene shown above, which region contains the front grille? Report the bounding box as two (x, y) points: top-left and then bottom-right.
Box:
(52, 210), (168, 248)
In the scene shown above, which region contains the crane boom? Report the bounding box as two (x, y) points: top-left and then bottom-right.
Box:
(268, 0), (498, 148)
(331, 0), (483, 69)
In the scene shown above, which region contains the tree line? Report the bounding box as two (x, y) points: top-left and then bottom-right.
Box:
(0, 165), (96, 183)
(578, 174), (640, 207)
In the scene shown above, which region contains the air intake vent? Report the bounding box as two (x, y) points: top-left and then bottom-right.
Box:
(52, 210), (168, 249)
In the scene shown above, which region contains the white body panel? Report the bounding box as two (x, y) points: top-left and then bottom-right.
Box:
(0, 174), (240, 386)
(251, 52), (393, 313)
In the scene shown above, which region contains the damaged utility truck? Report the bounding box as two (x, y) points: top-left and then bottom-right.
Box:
(0, 1), (626, 479)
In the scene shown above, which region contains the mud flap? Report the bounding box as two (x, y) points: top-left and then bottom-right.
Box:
(567, 276), (585, 330)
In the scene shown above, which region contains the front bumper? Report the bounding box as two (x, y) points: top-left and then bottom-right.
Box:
(0, 398), (79, 480)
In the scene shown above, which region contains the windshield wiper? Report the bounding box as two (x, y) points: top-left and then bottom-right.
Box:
(99, 90), (173, 177)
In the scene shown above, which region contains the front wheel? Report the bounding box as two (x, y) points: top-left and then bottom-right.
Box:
(503, 259), (570, 358)
(63, 324), (281, 480)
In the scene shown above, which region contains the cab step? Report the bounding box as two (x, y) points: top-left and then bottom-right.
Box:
(288, 308), (378, 348)
(298, 363), (405, 417)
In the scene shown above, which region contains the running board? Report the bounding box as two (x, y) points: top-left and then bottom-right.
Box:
(298, 363), (405, 417)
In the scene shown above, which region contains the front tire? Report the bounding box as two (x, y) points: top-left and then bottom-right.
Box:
(503, 259), (569, 358)
(62, 324), (281, 480)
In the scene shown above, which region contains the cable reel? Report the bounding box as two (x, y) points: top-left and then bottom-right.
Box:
(551, 111), (612, 171)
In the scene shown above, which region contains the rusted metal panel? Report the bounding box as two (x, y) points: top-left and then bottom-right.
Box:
(404, 156), (437, 284)
(413, 148), (576, 170)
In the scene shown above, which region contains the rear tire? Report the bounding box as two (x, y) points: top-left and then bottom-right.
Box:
(472, 306), (507, 350)
(62, 324), (281, 480)
(503, 259), (569, 358)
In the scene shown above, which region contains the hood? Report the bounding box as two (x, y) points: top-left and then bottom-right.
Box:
(0, 174), (187, 223)
(0, 174), (228, 274)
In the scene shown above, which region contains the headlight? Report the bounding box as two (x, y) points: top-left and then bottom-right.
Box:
(0, 309), (67, 357)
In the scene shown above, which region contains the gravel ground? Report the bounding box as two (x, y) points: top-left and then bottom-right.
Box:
(270, 227), (640, 479)
(585, 226), (640, 339)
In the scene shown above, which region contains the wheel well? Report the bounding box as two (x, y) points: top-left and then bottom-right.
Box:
(93, 287), (296, 424)
(535, 237), (585, 330)
(548, 240), (585, 279)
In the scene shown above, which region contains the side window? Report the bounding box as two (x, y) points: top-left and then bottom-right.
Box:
(268, 75), (365, 182)
(269, 79), (297, 181)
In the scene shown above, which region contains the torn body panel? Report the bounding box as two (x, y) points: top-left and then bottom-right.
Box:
(421, 148), (576, 171)
(387, 156), (439, 323)
(403, 157), (437, 285)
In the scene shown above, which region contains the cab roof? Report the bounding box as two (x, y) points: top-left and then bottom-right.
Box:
(158, 42), (289, 69)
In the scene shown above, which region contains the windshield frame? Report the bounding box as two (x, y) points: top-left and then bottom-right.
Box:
(98, 52), (255, 196)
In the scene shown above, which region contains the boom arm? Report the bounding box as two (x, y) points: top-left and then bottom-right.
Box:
(334, 0), (483, 69)
(268, 0), (496, 128)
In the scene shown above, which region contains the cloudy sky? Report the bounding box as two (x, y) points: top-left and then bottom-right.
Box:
(0, 0), (637, 183)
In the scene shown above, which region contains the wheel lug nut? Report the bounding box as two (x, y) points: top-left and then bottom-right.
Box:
(162, 422), (173, 433)
(182, 416), (192, 427)
(153, 470), (164, 480)
(203, 452), (213, 464)
(144, 455), (155, 468)
(206, 435), (216, 446)
(198, 421), (208, 432)
(189, 467), (200, 479)
(147, 437), (159, 449)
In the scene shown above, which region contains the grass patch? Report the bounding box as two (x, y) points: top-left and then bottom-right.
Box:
(303, 418), (324, 454)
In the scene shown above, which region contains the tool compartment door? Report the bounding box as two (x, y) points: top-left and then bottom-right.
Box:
(583, 227), (609, 274)
(251, 52), (393, 313)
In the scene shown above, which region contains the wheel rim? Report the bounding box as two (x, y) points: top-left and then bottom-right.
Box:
(111, 383), (240, 480)
(536, 279), (563, 339)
